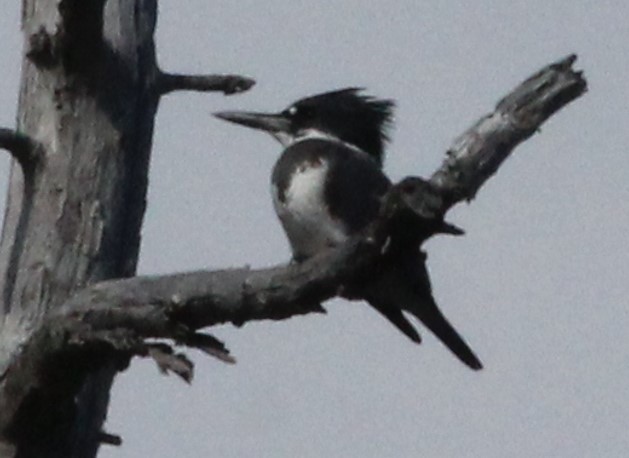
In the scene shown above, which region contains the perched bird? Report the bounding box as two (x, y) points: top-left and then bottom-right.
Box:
(215, 88), (482, 370)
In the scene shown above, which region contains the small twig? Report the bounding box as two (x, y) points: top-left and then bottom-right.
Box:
(98, 431), (122, 447)
(0, 128), (42, 169)
(157, 72), (255, 96)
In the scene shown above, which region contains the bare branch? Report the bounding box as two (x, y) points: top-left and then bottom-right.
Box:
(0, 55), (587, 446)
(0, 128), (42, 169)
(61, 254), (345, 330)
(157, 72), (256, 96)
(430, 54), (586, 208)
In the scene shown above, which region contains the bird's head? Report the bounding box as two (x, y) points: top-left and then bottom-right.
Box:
(214, 88), (395, 164)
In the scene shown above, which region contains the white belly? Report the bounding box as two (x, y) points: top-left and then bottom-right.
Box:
(272, 159), (348, 259)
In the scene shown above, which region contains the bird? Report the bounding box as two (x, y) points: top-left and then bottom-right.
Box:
(214, 88), (482, 370)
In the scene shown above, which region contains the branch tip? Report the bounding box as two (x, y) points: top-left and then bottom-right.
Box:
(98, 431), (122, 446)
(157, 72), (255, 96)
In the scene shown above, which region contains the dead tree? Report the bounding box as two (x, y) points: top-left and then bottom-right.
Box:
(0, 1), (586, 457)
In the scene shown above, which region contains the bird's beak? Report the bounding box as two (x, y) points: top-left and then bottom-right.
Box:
(213, 111), (291, 134)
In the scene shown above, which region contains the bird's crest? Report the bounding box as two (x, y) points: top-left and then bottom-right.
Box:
(286, 88), (395, 164)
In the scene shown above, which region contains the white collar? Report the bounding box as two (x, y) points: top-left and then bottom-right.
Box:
(272, 128), (367, 156)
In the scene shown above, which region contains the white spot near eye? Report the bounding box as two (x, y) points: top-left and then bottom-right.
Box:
(287, 106), (298, 116)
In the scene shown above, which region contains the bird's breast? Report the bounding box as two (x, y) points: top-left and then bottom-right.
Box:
(271, 157), (348, 259)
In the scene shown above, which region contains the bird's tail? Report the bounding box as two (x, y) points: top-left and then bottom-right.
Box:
(367, 299), (422, 344)
(362, 254), (483, 370)
(409, 295), (483, 370)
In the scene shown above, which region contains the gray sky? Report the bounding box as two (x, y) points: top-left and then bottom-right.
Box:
(2, 1), (629, 457)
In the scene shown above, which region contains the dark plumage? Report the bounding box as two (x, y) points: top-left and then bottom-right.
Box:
(281, 88), (395, 164)
(272, 139), (390, 235)
(214, 88), (482, 370)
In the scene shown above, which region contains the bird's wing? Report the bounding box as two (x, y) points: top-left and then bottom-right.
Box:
(321, 143), (391, 233)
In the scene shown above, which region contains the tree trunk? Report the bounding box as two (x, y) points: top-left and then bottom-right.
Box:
(0, 1), (159, 456)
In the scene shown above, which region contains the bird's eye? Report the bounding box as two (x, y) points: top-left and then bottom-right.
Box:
(283, 104), (315, 119)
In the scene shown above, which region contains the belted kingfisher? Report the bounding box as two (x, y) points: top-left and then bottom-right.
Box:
(215, 88), (482, 370)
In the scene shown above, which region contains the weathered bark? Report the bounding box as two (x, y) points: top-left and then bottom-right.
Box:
(430, 54), (586, 204)
(0, 1), (156, 455)
(0, 38), (586, 457)
(0, 1), (253, 457)
(156, 72), (255, 96)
